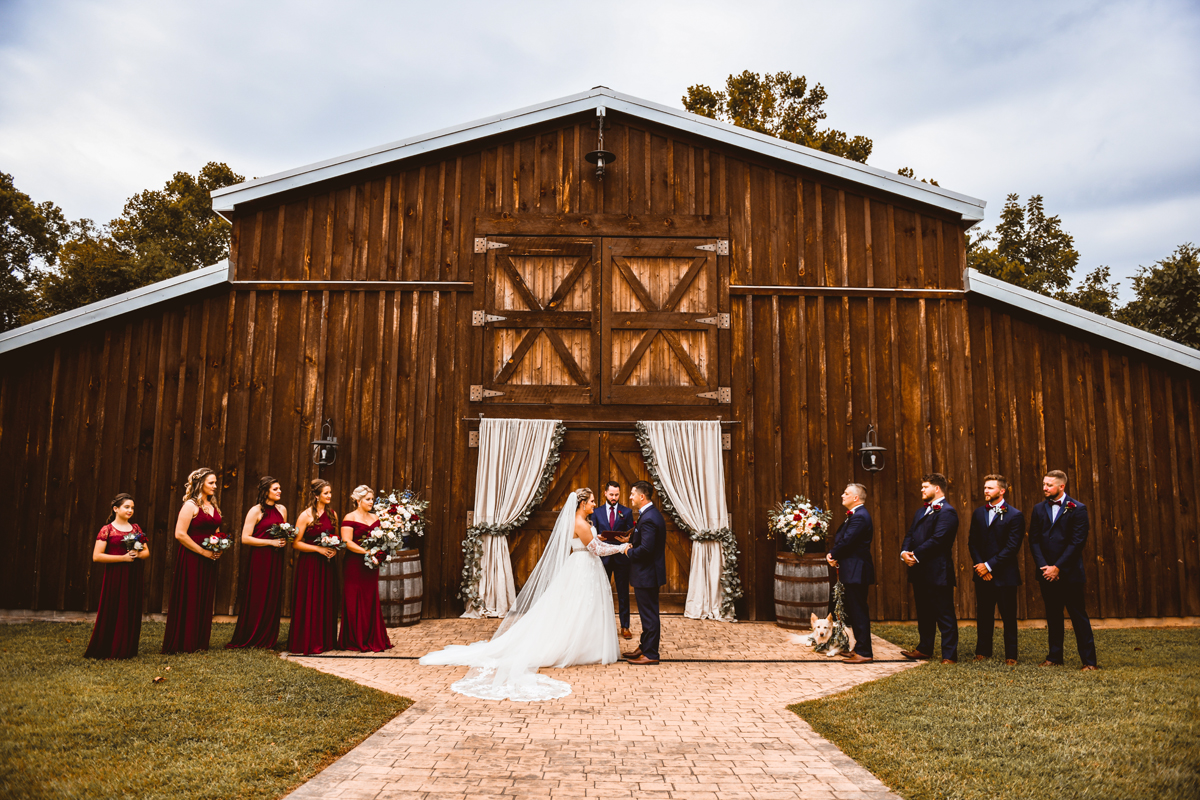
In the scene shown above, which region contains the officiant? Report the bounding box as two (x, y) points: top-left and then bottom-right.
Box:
(595, 480), (635, 640)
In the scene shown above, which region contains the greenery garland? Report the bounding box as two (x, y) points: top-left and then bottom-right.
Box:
(458, 421), (567, 610)
(634, 422), (743, 619)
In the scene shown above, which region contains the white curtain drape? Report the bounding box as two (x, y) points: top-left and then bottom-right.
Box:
(638, 420), (734, 621)
(462, 418), (562, 619)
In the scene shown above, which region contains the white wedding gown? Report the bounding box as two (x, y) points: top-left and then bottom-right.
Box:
(421, 494), (627, 701)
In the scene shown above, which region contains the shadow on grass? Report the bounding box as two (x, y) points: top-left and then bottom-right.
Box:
(0, 621), (411, 800)
(790, 625), (1200, 800)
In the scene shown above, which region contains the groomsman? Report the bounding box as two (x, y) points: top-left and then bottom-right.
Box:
(595, 480), (635, 639)
(968, 474), (1025, 664)
(827, 483), (875, 664)
(900, 473), (960, 663)
(1028, 470), (1098, 670)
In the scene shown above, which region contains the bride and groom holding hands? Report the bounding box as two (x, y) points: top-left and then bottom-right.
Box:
(419, 481), (667, 701)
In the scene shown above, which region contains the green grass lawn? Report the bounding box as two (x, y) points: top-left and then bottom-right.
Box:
(791, 625), (1200, 800)
(0, 621), (411, 800)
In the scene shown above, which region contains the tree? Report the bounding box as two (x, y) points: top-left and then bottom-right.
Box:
(683, 71), (873, 163)
(967, 194), (1079, 296)
(1060, 265), (1120, 317)
(0, 172), (68, 331)
(897, 167), (939, 187)
(1114, 244), (1200, 349)
(31, 162), (243, 321)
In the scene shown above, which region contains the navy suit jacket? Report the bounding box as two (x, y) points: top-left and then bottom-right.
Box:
(594, 502), (633, 541)
(901, 501), (959, 587)
(1028, 494), (1089, 583)
(828, 507), (876, 585)
(967, 504), (1026, 587)
(621, 504), (667, 588)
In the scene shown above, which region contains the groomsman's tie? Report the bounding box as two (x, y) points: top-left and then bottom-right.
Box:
(609, 505), (616, 528)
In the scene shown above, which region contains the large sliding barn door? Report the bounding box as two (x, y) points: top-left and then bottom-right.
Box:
(478, 237), (598, 404)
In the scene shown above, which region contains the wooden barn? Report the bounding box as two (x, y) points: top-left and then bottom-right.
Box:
(2, 87), (1198, 624)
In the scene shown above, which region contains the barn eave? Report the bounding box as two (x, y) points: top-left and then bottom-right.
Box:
(0, 261), (229, 355)
(966, 268), (1200, 372)
(210, 87), (988, 225)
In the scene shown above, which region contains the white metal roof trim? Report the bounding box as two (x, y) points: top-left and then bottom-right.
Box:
(211, 88), (987, 222)
(0, 261), (229, 355)
(965, 268), (1200, 372)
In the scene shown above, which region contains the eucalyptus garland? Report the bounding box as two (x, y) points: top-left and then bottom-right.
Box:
(634, 422), (743, 619)
(458, 421), (567, 610)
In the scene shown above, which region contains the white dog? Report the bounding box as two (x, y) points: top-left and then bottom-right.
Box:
(790, 612), (856, 657)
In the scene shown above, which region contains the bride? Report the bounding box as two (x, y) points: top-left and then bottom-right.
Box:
(420, 487), (631, 701)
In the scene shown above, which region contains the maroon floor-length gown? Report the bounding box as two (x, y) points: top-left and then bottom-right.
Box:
(162, 505), (222, 654)
(83, 523), (146, 659)
(338, 519), (393, 652)
(226, 504), (286, 649)
(287, 510), (339, 655)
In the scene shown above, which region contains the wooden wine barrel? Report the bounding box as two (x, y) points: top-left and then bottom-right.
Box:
(774, 552), (833, 630)
(379, 549), (423, 626)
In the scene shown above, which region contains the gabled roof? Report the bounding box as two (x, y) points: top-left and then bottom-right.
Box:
(965, 269), (1200, 372)
(211, 87), (988, 224)
(0, 261), (229, 355)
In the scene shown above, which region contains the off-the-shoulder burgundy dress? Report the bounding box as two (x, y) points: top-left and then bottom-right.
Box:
(226, 504), (286, 649)
(162, 505), (222, 654)
(338, 519), (392, 652)
(287, 511), (339, 655)
(83, 523), (145, 659)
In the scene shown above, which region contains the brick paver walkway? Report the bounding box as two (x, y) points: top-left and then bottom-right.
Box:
(285, 617), (914, 800)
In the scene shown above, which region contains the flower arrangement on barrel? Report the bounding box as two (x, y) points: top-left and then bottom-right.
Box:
(768, 495), (833, 555)
(360, 490), (430, 571)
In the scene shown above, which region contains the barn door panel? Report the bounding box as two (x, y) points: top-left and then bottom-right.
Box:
(480, 237), (598, 404)
(602, 238), (723, 405)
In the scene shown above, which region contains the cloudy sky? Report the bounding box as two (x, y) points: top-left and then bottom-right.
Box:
(2, 0), (1196, 300)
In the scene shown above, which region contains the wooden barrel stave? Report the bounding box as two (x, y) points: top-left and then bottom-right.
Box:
(774, 552), (833, 629)
(379, 549), (423, 627)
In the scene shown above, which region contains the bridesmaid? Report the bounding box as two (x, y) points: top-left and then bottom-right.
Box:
(287, 479), (340, 655)
(162, 468), (223, 654)
(84, 493), (150, 659)
(226, 475), (289, 649)
(338, 485), (392, 652)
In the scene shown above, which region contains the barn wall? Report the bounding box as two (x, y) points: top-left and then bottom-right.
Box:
(2, 110), (1197, 621)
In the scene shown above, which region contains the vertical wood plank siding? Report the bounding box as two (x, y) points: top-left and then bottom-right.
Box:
(2, 112), (1197, 620)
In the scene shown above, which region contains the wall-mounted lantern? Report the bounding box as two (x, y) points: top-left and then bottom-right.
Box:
(311, 420), (338, 470)
(584, 105), (617, 180)
(858, 424), (887, 473)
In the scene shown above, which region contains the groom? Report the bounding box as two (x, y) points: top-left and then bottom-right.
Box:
(620, 480), (666, 665)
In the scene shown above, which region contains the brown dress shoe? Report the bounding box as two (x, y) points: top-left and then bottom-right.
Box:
(900, 649), (932, 660)
(941, 658), (958, 664)
(622, 648), (643, 660)
(1080, 665), (1099, 671)
(1005, 659), (1018, 666)
(1039, 660), (1064, 667)
(620, 628), (633, 640)
(842, 653), (874, 664)
(626, 655), (659, 665)
(973, 655), (989, 662)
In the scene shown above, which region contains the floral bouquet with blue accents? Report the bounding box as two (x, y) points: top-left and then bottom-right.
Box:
(769, 495), (833, 555)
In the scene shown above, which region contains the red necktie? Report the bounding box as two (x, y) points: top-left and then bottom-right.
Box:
(609, 505), (615, 528)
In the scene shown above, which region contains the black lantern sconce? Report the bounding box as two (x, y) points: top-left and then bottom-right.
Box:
(584, 105), (617, 180)
(858, 424), (887, 473)
(312, 420), (338, 470)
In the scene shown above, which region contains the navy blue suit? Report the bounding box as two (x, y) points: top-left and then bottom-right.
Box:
(620, 503), (667, 660)
(1028, 495), (1097, 666)
(901, 500), (960, 660)
(594, 502), (634, 628)
(968, 503), (1025, 659)
(828, 506), (875, 657)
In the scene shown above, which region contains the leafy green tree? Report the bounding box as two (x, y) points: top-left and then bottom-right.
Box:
(1114, 243), (1200, 349)
(897, 167), (939, 186)
(683, 71), (873, 163)
(1, 172), (69, 331)
(968, 194), (1080, 296)
(1060, 265), (1121, 317)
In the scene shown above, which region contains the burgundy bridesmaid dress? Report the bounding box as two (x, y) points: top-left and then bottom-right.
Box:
(83, 523), (145, 659)
(162, 505), (222, 654)
(287, 511), (339, 655)
(338, 519), (392, 652)
(226, 504), (286, 649)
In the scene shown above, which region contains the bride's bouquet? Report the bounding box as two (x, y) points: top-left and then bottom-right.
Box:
(373, 490), (429, 548)
(769, 495), (832, 555)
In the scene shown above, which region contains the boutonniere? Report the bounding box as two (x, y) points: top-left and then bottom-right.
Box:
(995, 505), (1008, 519)
(1064, 500), (1076, 513)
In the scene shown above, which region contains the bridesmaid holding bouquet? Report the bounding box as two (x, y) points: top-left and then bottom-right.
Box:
(162, 468), (224, 654)
(338, 485), (392, 652)
(287, 479), (340, 655)
(226, 475), (289, 649)
(84, 493), (150, 659)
